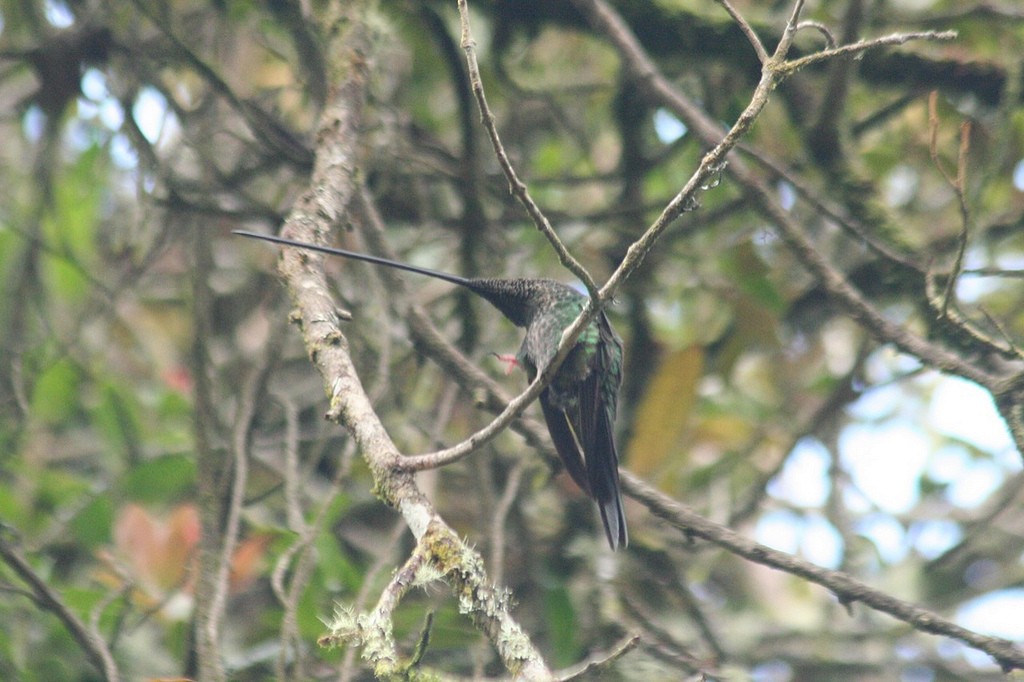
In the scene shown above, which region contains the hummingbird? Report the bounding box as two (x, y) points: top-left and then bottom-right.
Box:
(234, 230), (628, 550)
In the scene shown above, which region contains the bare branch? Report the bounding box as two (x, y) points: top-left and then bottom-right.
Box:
(777, 30), (959, 80)
(558, 634), (641, 680)
(489, 460), (526, 587)
(715, 0), (769, 63)
(621, 472), (1024, 671)
(350, 184), (562, 473)
(260, 3), (556, 678)
(928, 91), (973, 314)
(572, 0), (1024, 667)
(795, 20), (837, 48)
(396, 365), (560, 471)
(577, 0), (1000, 389)
(0, 534), (121, 681)
(456, 0), (599, 298)
(126, 0), (312, 167)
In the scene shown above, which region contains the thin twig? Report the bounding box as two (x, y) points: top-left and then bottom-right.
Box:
(780, 0), (809, 55)
(489, 459), (526, 587)
(979, 307), (1024, 359)
(928, 91), (973, 315)
(126, 0), (311, 166)
(736, 142), (922, 270)
(622, 596), (713, 674)
(205, 337), (276, 675)
(271, 396), (350, 681)
(557, 634), (642, 680)
(573, 0), (810, 316)
(396, 365), (561, 471)
(0, 535), (121, 681)
(279, 393), (305, 533)
(795, 20), (837, 48)
(777, 30), (958, 79)
(456, 0), (599, 298)
(577, 0), (998, 390)
(192, 217), (226, 682)
(337, 520), (407, 682)
(715, 0), (769, 63)
(963, 268), (1024, 278)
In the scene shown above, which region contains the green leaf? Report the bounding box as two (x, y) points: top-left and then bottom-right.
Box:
(90, 381), (142, 457)
(543, 586), (579, 667)
(43, 257), (91, 302)
(30, 358), (82, 425)
(68, 494), (115, 548)
(119, 454), (195, 502)
(39, 143), (106, 301)
(314, 521), (361, 593)
(49, 143), (105, 257)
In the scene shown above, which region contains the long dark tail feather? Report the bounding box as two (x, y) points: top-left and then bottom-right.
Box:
(541, 389), (628, 550)
(591, 406), (628, 550)
(598, 491), (628, 550)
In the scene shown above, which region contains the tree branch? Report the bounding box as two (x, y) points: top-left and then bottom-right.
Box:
(777, 30), (959, 80)
(264, 2), (554, 678)
(575, 0), (1024, 668)
(456, 0), (599, 298)
(0, 533), (121, 681)
(576, 0), (1006, 387)
(621, 471), (1024, 672)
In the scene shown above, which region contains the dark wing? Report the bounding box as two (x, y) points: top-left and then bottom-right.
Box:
(590, 313), (627, 549)
(539, 389), (592, 497)
(545, 314), (628, 550)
